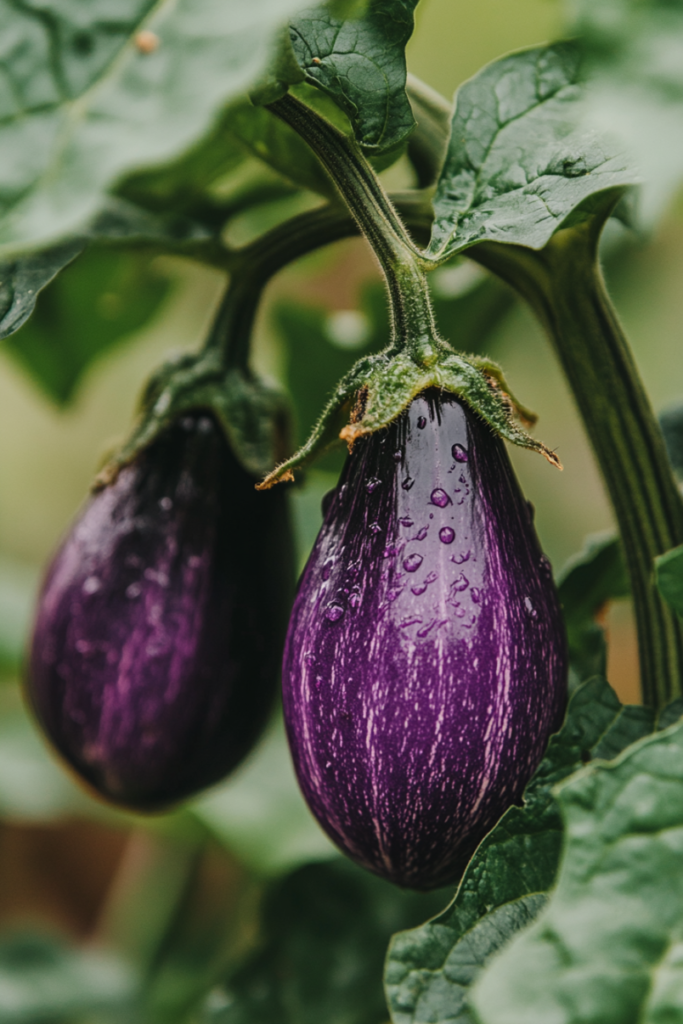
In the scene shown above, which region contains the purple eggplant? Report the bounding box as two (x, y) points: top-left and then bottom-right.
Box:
(27, 412), (293, 811)
(283, 390), (567, 889)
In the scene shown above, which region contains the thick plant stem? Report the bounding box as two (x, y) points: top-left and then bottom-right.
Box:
(473, 224), (683, 710)
(203, 193), (433, 369)
(267, 94), (440, 367)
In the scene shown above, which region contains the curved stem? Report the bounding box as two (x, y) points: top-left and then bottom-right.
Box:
(267, 94), (440, 366)
(472, 226), (683, 710)
(203, 191), (434, 370)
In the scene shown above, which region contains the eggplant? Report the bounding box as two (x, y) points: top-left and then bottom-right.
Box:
(283, 390), (567, 889)
(27, 412), (293, 811)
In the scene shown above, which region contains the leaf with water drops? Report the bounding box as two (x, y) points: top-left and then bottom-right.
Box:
(470, 717), (683, 1024)
(0, 0), (311, 255)
(290, 0), (420, 153)
(384, 677), (654, 1024)
(427, 42), (636, 262)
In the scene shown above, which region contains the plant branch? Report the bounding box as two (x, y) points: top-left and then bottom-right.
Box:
(203, 191), (434, 370)
(472, 223), (683, 710)
(266, 94), (440, 366)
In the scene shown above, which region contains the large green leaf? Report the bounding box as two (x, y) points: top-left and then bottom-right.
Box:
(4, 247), (172, 404)
(570, 0), (683, 226)
(428, 42), (636, 262)
(290, 0), (420, 153)
(384, 677), (654, 1024)
(203, 859), (450, 1024)
(0, 0), (312, 255)
(471, 717), (683, 1024)
(0, 932), (134, 1023)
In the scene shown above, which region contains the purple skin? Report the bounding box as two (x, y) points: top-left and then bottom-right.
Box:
(28, 412), (293, 811)
(283, 390), (567, 889)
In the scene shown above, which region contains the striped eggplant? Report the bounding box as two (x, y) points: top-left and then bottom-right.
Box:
(27, 412), (293, 811)
(283, 389), (567, 889)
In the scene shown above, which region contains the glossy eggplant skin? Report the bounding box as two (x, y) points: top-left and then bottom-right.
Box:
(283, 390), (567, 889)
(28, 413), (293, 811)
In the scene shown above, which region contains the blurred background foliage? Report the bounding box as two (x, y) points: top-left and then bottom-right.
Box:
(0, 0), (681, 1020)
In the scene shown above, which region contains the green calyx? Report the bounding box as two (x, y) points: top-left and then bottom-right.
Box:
(96, 349), (291, 489)
(258, 341), (559, 489)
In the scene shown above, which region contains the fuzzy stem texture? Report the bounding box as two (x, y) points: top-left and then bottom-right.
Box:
(267, 94), (440, 367)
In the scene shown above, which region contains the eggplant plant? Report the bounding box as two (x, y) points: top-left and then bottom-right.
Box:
(0, 1), (683, 1023)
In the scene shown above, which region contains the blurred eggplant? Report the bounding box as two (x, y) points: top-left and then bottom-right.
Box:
(283, 390), (567, 888)
(28, 412), (294, 811)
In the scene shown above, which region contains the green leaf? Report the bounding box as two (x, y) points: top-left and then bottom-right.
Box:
(290, 0), (420, 154)
(203, 859), (450, 1024)
(0, 932), (134, 1023)
(655, 544), (683, 616)
(470, 718), (683, 1024)
(0, 0), (312, 255)
(557, 533), (629, 683)
(428, 42), (636, 262)
(192, 715), (337, 877)
(570, 0), (683, 226)
(4, 248), (171, 404)
(0, 242), (84, 340)
(384, 677), (653, 1024)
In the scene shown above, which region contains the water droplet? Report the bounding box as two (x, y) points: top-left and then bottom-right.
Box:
(400, 616), (422, 628)
(524, 596), (539, 620)
(339, 484), (347, 502)
(325, 602), (345, 622)
(399, 516), (414, 527)
(383, 544), (401, 558)
(126, 582), (142, 599)
(452, 443), (468, 463)
(349, 591), (361, 608)
(159, 496), (173, 511)
(452, 573), (469, 592)
(439, 527), (455, 544)
(144, 568), (169, 586)
(417, 619), (445, 638)
(417, 416), (427, 429)
(366, 477), (381, 493)
(415, 526), (429, 541)
(411, 583), (427, 595)
(322, 557), (335, 581)
(393, 450), (402, 461)
(471, 587), (481, 603)
(430, 488), (451, 508)
(304, 652), (316, 666)
(82, 576), (101, 595)
(402, 476), (415, 491)
(315, 676), (323, 689)
(369, 522), (382, 534)
(403, 553), (424, 573)
(451, 550), (471, 564)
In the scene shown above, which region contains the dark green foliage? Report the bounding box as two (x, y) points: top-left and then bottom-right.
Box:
(384, 677), (654, 1024)
(204, 859), (451, 1024)
(4, 249), (171, 404)
(471, 718), (683, 1024)
(290, 1), (420, 153)
(557, 534), (630, 682)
